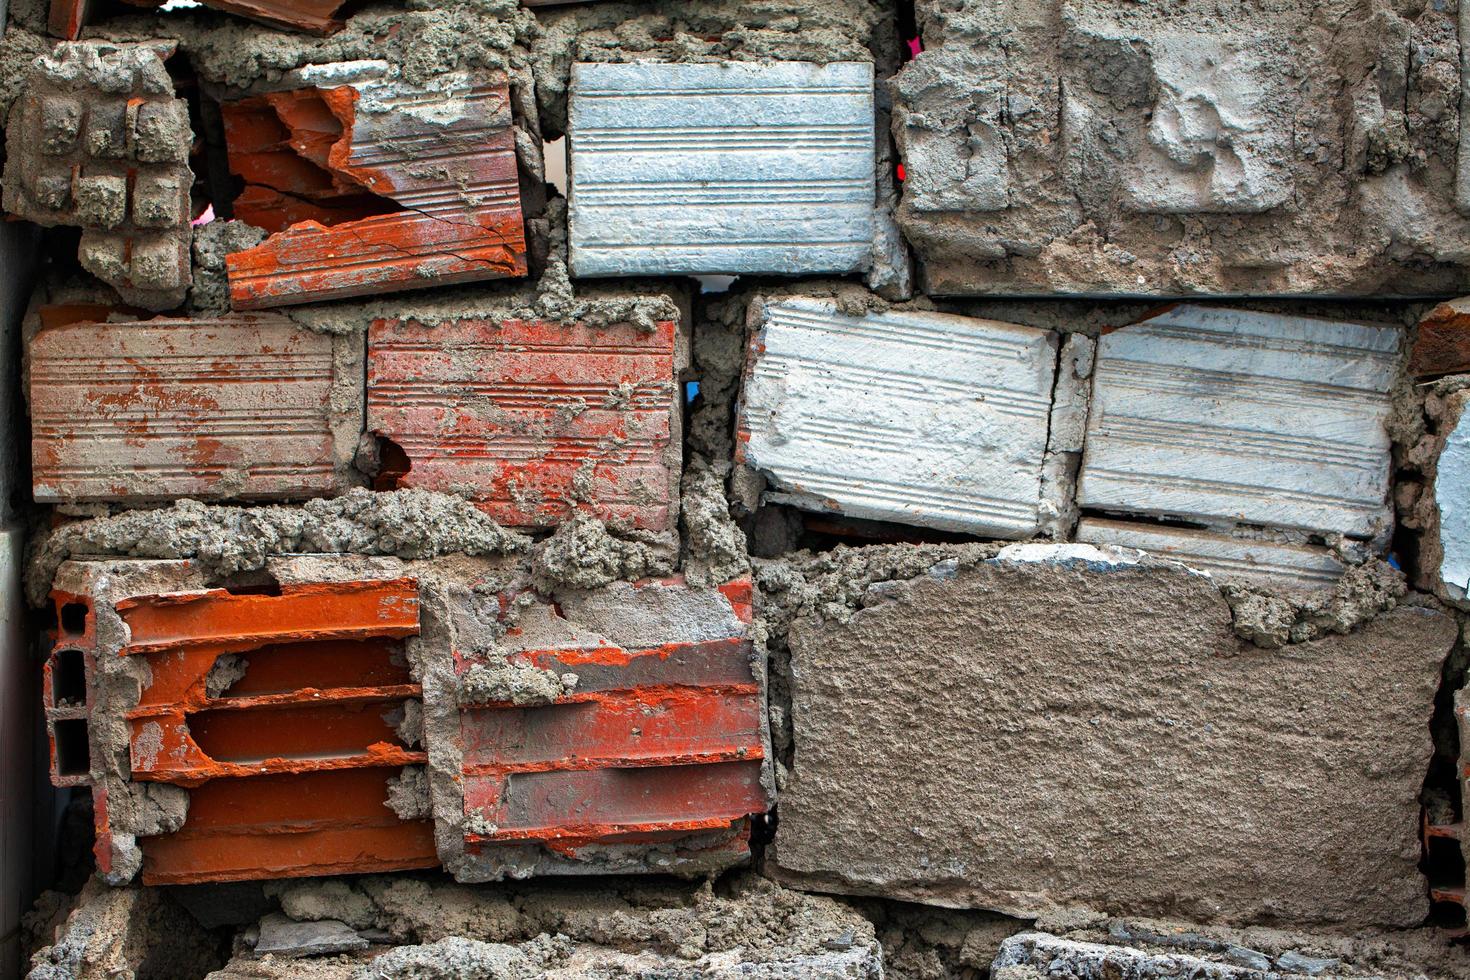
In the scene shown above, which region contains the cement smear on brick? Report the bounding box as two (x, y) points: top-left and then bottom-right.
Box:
(25, 489), (530, 606)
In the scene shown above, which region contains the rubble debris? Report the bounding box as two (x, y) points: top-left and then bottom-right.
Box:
(251, 915), (367, 959)
(892, 1), (1470, 296)
(26, 880), (223, 979)
(1221, 558), (1408, 649)
(366, 311), (683, 531)
(224, 63), (527, 309)
(1076, 519), (1347, 591)
(738, 296), (1058, 536)
(28, 312), (363, 504)
(237, 872), (882, 979)
(24, 488), (530, 607)
(991, 931), (1363, 979)
(767, 546), (1451, 926)
(1078, 306), (1399, 542)
(568, 61), (876, 277)
(680, 454), (750, 588)
(2, 42), (192, 311)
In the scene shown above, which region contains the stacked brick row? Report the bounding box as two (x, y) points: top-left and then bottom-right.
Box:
(5, 0), (1470, 975)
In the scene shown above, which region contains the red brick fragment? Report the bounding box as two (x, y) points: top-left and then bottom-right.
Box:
(1412, 298), (1470, 379)
(29, 311), (362, 503)
(225, 69), (526, 308)
(455, 577), (768, 860)
(367, 315), (680, 530)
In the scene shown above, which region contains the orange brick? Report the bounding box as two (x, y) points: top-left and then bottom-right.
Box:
(29, 311), (363, 503)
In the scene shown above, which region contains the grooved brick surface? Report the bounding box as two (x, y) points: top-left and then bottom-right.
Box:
(569, 61), (876, 277)
(29, 313), (363, 503)
(367, 315), (680, 530)
(1077, 305), (1398, 540)
(1074, 518), (1346, 589)
(738, 298), (1057, 536)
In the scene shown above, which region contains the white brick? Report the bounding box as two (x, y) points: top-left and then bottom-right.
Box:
(1435, 395), (1470, 602)
(1075, 518), (1346, 589)
(568, 61), (875, 277)
(738, 298), (1057, 536)
(1077, 305), (1398, 539)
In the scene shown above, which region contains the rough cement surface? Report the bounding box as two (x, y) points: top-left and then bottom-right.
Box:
(530, 515), (674, 591)
(458, 658), (578, 706)
(1400, 377), (1470, 607)
(680, 454), (750, 588)
(27, 880), (222, 980)
(893, 0), (1470, 296)
(243, 873), (881, 978)
(1221, 558), (1409, 649)
(189, 221), (267, 314)
(769, 551), (1453, 927)
(25, 489), (531, 606)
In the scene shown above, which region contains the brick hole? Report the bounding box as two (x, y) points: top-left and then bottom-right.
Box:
(217, 571), (282, 597)
(59, 601), (88, 636)
(220, 90), (403, 233)
(214, 638), (411, 699)
(695, 275), (737, 293)
(51, 648), (87, 706)
(188, 699), (408, 764)
(373, 435), (412, 490)
(53, 719), (91, 777)
(543, 137), (567, 198)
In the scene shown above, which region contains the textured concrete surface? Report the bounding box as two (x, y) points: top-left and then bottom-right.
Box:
(2, 42), (192, 310)
(893, 1), (1470, 296)
(569, 62), (875, 277)
(769, 548), (1452, 926)
(29, 313), (364, 504)
(1075, 518), (1345, 590)
(739, 297), (1056, 536)
(1078, 305), (1399, 540)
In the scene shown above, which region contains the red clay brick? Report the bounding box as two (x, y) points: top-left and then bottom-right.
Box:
(367, 315), (680, 530)
(1412, 298), (1470, 379)
(29, 311), (362, 504)
(225, 72), (526, 309)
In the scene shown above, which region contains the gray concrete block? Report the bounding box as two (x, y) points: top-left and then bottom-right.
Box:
(769, 546), (1451, 926)
(569, 62), (875, 277)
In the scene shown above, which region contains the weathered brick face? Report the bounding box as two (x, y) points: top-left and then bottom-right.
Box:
(367, 315), (681, 531)
(29, 311), (364, 504)
(2, 42), (192, 310)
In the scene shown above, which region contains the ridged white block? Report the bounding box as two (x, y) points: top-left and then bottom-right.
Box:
(569, 61), (876, 276)
(1078, 305), (1398, 539)
(739, 298), (1056, 536)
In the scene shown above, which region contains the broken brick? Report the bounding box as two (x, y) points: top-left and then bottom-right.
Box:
(367, 314), (681, 531)
(1411, 298), (1470, 379)
(224, 65), (527, 309)
(1077, 305), (1399, 542)
(48, 0), (345, 38)
(28, 311), (364, 504)
(737, 297), (1057, 536)
(2, 42), (192, 311)
(1075, 518), (1346, 590)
